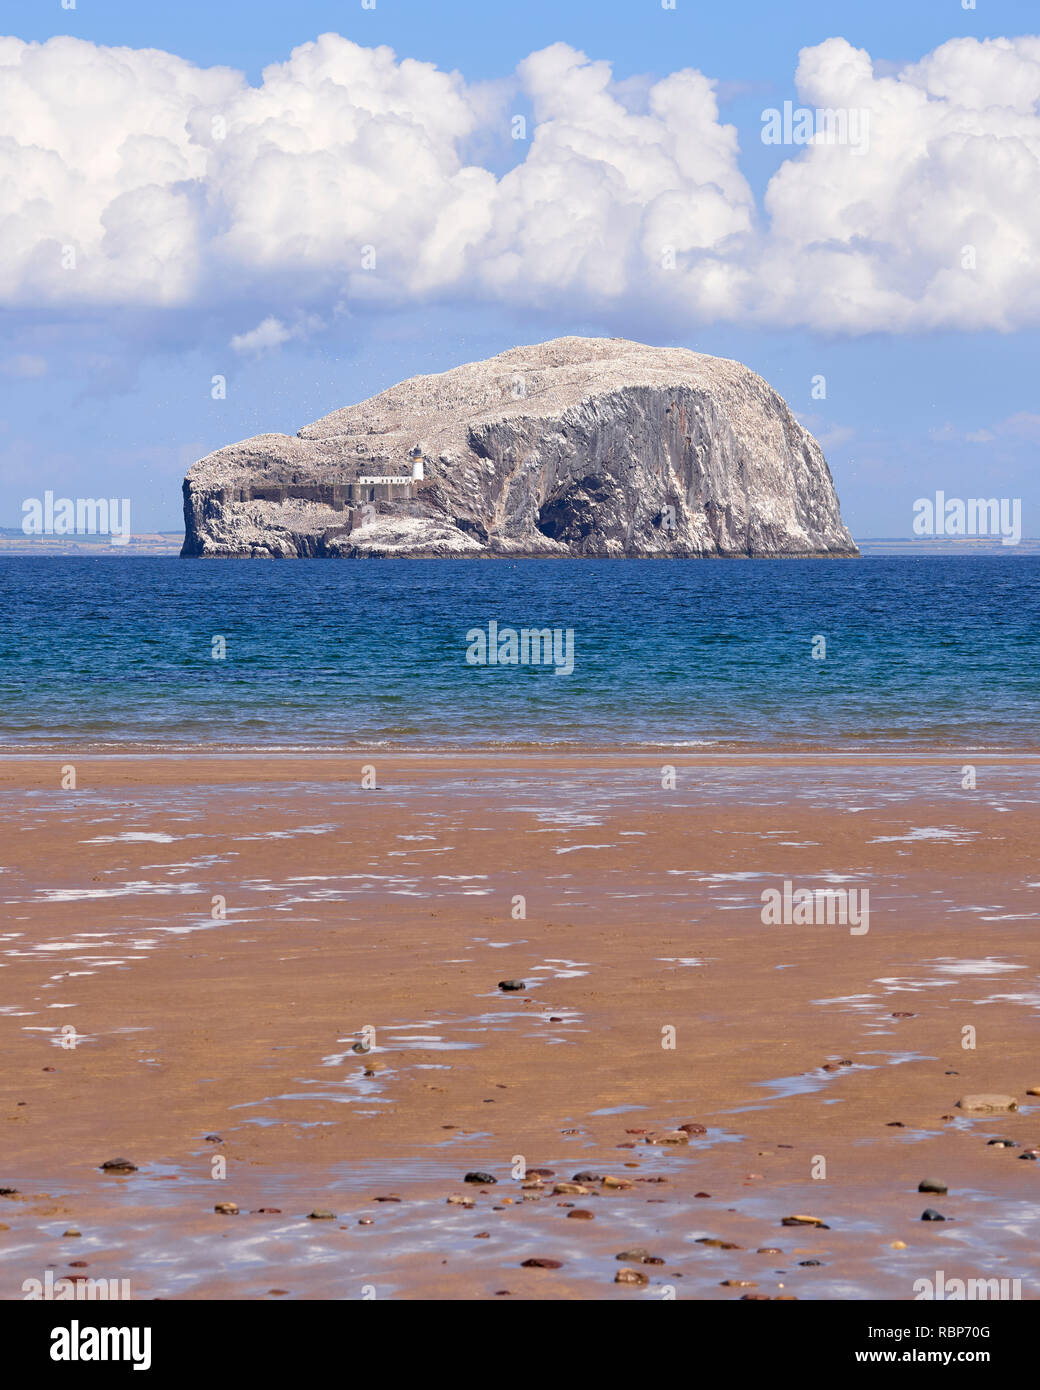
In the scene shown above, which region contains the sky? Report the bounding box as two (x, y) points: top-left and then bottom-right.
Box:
(1, 0), (1038, 536)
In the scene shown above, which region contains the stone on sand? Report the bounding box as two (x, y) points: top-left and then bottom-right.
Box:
(956, 1094), (1018, 1112)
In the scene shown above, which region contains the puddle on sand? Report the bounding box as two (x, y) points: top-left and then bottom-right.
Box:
(728, 1052), (933, 1111)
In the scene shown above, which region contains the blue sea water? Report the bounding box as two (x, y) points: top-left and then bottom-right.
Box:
(0, 555), (1037, 751)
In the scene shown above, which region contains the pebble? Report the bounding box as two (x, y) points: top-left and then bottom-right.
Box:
(891, 1241), (908, 1250)
(464, 1172), (497, 1185)
(918, 1178), (948, 1194)
(527, 1168), (555, 1178)
(571, 1171), (603, 1183)
(892, 1011), (916, 1018)
(601, 1176), (633, 1190)
(615, 1267), (649, 1285)
(474, 1231), (490, 1238)
(0, 1187), (19, 1197)
(62, 1229), (81, 1238)
(358, 1217), (373, 1225)
(697, 1238), (742, 1249)
(781, 1215), (828, 1228)
(956, 1094), (1018, 1112)
(1026, 1087), (1040, 1097)
(204, 1135), (223, 1144)
(694, 1191), (712, 1199)
(987, 1138), (1016, 1147)
(921, 1209), (946, 1221)
(615, 1248), (654, 1262)
(553, 1182), (588, 1195)
(720, 1279), (757, 1287)
(498, 980), (526, 991)
(799, 1260), (823, 1267)
(214, 1202), (238, 1215)
(567, 1209), (594, 1220)
(521, 1258), (562, 1269)
(351, 1041), (370, 1054)
(757, 1248), (782, 1255)
(679, 1122), (707, 1135)
(447, 1194), (474, 1206)
(646, 1131), (689, 1145)
(308, 1209), (336, 1220)
(99, 1158), (137, 1173)
(255, 1207), (282, 1214)
(1019, 1150), (1038, 1161)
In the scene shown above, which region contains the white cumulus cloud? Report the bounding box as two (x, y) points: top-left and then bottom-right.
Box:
(0, 30), (1039, 336)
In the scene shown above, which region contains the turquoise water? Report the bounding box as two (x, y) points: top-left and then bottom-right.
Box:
(0, 556), (1037, 749)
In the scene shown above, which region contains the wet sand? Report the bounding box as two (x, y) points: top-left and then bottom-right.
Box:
(1, 753), (1038, 1300)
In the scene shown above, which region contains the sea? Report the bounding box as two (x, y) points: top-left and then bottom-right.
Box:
(0, 555), (1037, 751)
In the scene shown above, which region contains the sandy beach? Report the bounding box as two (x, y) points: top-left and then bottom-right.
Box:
(1, 752), (1038, 1300)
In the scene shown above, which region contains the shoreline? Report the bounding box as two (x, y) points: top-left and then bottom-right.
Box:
(2, 747), (1039, 765)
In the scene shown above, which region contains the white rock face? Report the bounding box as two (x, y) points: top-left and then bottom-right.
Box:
(181, 337), (858, 558)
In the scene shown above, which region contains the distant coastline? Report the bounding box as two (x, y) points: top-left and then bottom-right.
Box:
(0, 528), (182, 555)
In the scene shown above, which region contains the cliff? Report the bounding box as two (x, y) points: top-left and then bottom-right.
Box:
(181, 337), (858, 558)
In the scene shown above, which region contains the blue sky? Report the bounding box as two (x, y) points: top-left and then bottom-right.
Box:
(1, 0), (1038, 535)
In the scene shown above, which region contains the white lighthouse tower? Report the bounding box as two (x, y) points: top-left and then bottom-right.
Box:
(410, 445), (424, 481)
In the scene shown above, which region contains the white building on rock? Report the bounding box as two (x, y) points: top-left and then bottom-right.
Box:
(357, 445), (424, 499)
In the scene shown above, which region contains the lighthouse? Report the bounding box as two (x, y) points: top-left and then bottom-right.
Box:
(410, 445), (424, 482)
